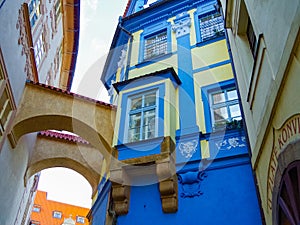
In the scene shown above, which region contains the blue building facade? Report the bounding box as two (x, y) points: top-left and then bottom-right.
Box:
(92, 0), (264, 224)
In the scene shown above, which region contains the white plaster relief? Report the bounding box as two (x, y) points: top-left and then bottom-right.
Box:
(216, 136), (246, 150)
(179, 140), (198, 158)
(16, 8), (35, 81)
(172, 16), (191, 38)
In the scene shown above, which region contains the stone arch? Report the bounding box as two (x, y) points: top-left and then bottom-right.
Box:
(25, 158), (99, 195)
(10, 82), (116, 161)
(11, 114), (113, 161)
(272, 139), (300, 225)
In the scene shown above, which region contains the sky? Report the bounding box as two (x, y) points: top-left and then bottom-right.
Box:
(37, 0), (128, 208)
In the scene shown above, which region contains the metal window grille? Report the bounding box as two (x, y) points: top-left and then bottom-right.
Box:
(199, 12), (224, 42)
(144, 31), (167, 60)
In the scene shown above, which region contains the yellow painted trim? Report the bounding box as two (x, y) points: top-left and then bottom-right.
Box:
(201, 140), (210, 159)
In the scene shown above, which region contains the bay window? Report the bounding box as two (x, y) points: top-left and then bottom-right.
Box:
(127, 91), (158, 142)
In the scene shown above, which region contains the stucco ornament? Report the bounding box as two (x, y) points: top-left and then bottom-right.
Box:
(178, 171), (207, 198)
(16, 8), (35, 81)
(172, 13), (191, 38)
(118, 48), (127, 68)
(179, 140), (198, 158)
(216, 136), (246, 150)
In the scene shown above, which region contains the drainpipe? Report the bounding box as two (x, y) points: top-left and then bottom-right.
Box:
(117, 17), (133, 81)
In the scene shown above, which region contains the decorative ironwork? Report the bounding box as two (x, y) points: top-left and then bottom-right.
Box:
(199, 12), (224, 42)
(144, 31), (167, 60)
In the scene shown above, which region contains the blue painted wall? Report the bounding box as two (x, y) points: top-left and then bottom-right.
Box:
(117, 157), (262, 225)
(96, 0), (263, 224)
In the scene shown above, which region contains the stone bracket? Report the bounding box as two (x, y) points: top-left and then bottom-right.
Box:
(111, 183), (130, 215)
(159, 175), (178, 213)
(110, 136), (178, 215)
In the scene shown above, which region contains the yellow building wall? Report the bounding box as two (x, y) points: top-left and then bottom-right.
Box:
(254, 41), (300, 225)
(192, 39), (230, 69)
(194, 63), (234, 132)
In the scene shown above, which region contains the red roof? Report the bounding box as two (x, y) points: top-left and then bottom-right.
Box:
(123, 0), (132, 17)
(38, 130), (89, 144)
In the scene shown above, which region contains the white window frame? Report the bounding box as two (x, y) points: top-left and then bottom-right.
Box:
(34, 32), (45, 67)
(76, 216), (85, 224)
(53, 210), (62, 219)
(209, 87), (241, 127)
(32, 205), (41, 213)
(28, 0), (41, 28)
(54, 0), (62, 24)
(125, 89), (159, 143)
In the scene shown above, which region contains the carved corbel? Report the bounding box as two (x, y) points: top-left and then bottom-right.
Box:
(157, 154), (178, 213)
(111, 183), (130, 215)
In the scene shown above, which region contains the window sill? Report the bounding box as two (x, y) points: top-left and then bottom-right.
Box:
(212, 120), (243, 132)
(136, 53), (173, 68)
(196, 35), (225, 47)
(115, 136), (165, 160)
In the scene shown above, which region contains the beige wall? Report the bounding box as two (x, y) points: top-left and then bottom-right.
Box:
(223, 0), (300, 224)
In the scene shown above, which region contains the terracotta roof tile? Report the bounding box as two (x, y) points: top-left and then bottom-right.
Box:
(123, 0), (132, 17)
(38, 130), (89, 144)
(31, 190), (90, 225)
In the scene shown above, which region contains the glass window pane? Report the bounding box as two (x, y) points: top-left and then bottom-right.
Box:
(144, 31), (167, 60)
(131, 96), (142, 110)
(227, 89), (238, 100)
(212, 92), (225, 104)
(144, 93), (156, 107)
(200, 12), (224, 41)
(213, 107), (228, 122)
(142, 109), (155, 140)
(129, 113), (141, 142)
(229, 104), (241, 118)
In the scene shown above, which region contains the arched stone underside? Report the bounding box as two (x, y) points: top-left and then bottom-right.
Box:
(10, 82), (116, 161)
(272, 139), (300, 225)
(25, 134), (104, 194)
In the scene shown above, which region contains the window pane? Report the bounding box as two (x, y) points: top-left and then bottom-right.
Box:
(227, 89), (238, 100)
(129, 113), (141, 142)
(144, 93), (156, 107)
(200, 12), (224, 41)
(212, 92), (225, 104)
(213, 107), (228, 122)
(229, 104), (241, 119)
(144, 31), (167, 60)
(131, 96), (142, 110)
(142, 109), (155, 140)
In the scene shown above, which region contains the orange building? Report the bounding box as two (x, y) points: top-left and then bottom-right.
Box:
(30, 190), (90, 225)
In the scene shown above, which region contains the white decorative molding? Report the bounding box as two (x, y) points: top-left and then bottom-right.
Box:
(108, 80), (115, 97)
(179, 140), (198, 158)
(118, 49), (127, 69)
(16, 7), (35, 81)
(172, 14), (191, 38)
(43, 17), (50, 53)
(215, 136), (246, 150)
